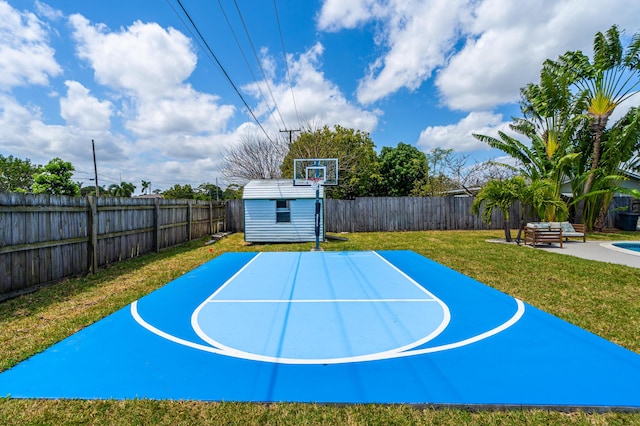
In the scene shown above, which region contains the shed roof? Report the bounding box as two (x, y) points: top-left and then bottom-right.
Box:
(243, 179), (324, 200)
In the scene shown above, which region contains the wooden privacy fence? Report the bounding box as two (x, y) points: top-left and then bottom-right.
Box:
(0, 193), (226, 300)
(326, 197), (508, 232)
(2, 194), (633, 299)
(225, 196), (634, 233)
(225, 197), (526, 232)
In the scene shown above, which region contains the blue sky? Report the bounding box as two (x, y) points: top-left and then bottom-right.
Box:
(1, 0), (639, 192)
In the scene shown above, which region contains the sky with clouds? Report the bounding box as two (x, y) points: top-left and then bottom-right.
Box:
(1, 0), (639, 193)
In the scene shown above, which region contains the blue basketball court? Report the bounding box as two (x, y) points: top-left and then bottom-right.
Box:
(1, 250), (639, 410)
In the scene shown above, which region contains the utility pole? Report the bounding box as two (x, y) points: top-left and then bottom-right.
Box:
(92, 139), (99, 197)
(280, 129), (300, 146)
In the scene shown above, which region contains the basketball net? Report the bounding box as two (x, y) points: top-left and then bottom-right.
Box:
(308, 177), (323, 191)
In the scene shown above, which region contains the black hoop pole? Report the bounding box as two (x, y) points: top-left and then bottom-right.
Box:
(315, 186), (321, 251)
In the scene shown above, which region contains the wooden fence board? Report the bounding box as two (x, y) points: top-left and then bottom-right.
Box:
(5, 192), (627, 299)
(222, 196), (632, 235)
(0, 194), (227, 300)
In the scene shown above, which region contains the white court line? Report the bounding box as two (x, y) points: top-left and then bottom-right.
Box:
(390, 298), (526, 359)
(191, 250), (451, 364)
(206, 299), (439, 303)
(131, 297), (525, 364)
(131, 300), (225, 356)
(130, 251), (526, 365)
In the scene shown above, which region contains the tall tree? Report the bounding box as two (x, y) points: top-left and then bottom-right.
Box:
(474, 63), (584, 206)
(107, 182), (136, 197)
(579, 107), (640, 229)
(471, 177), (524, 242)
(221, 132), (288, 185)
(376, 142), (428, 196)
(162, 184), (197, 199)
(141, 180), (151, 195)
(197, 183), (224, 200)
(0, 154), (40, 192)
(422, 148), (474, 195)
(471, 176), (568, 242)
(80, 185), (105, 197)
(551, 25), (640, 221)
(281, 124), (378, 199)
(31, 158), (80, 196)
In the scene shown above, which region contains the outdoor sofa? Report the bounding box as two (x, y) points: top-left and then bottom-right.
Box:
(523, 222), (586, 248)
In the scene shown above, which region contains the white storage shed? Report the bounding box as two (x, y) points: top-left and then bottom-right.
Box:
(243, 179), (325, 243)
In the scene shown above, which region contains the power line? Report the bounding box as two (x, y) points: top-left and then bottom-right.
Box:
(273, 0), (301, 125)
(232, 0), (288, 130)
(168, 0), (275, 143)
(215, 0), (280, 131)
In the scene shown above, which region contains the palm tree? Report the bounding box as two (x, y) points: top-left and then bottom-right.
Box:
(108, 182), (136, 197)
(580, 107), (640, 229)
(471, 176), (568, 242)
(522, 178), (569, 223)
(474, 64), (584, 202)
(471, 177), (525, 242)
(141, 180), (151, 195)
(551, 25), (640, 221)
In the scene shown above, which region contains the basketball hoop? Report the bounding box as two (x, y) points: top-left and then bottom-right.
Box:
(307, 177), (324, 190)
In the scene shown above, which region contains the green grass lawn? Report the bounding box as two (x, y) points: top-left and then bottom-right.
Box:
(1, 230), (640, 425)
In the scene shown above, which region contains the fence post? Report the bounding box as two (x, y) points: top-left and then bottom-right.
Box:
(208, 200), (213, 235)
(87, 196), (98, 274)
(154, 198), (160, 253)
(187, 200), (192, 241)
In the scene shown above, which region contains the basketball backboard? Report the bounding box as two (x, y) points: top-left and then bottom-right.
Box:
(293, 158), (338, 186)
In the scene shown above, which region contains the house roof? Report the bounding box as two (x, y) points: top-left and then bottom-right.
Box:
(243, 179), (324, 200)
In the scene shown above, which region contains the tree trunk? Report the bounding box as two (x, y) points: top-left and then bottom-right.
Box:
(575, 124), (604, 226)
(503, 220), (512, 242)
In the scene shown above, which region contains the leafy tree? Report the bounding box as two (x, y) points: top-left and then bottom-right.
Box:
(0, 154), (40, 192)
(31, 158), (80, 196)
(223, 183), (243, 199)
(281, 124), (378, 199)
(376, 142), (428, 196)
(474, 63), (584, 203)
(551, 25), (640, 221)
(471, 176), (567, 242)
(475, 27), (640, 228)
(107, 182), (136, 197)
(576, 107), (640, 229)
(523, 178), (569, 223)
(162, 184), (197, 199)
(80, 185), (106, 197)
(471, 177), (524, 242)
(196, 182), (230, 200)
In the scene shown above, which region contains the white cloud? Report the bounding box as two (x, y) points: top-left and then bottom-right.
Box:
(317, 0), (473, 104)
(318, 0), (640, 110)
(0, 92), (127, 167)
(436, 0), (640, 111)
(60, 81), (112, 131)
(34, 1), (63, 21)
(0, 0), (61, 90)
(317, 0), (380, 31)
(244, 43), (381, 133)
(417, 111), (510, 152)
(355, 0), (471, 105)
(70, 16), (196, 97)
(125, 87), (235, 138)
(69, 14), (237, 159)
